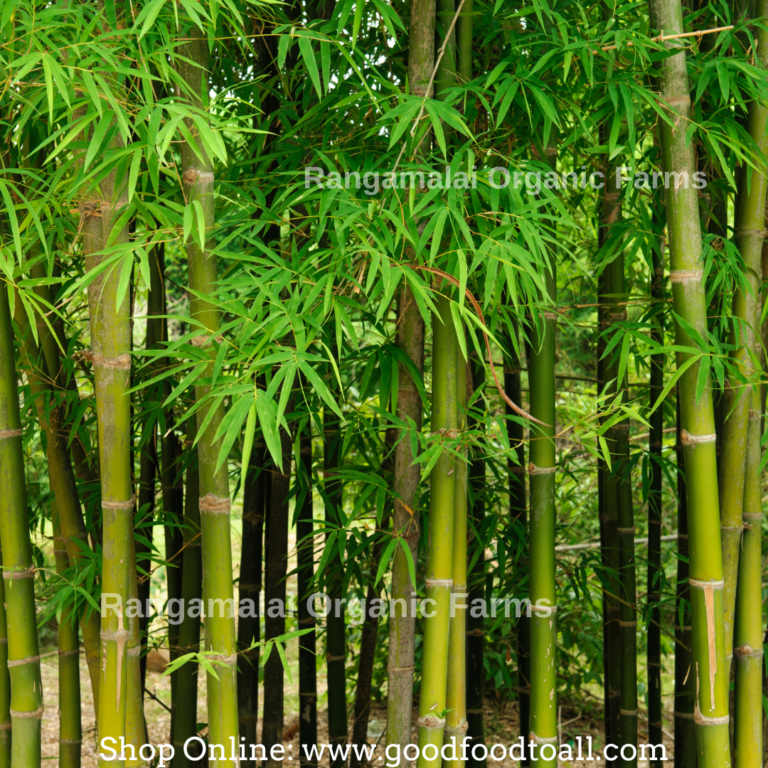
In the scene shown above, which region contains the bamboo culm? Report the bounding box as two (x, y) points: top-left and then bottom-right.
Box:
(172, 422), (203, 767)
(238, 447), (265, 768)
(0, 282), (44, 767)
(387, 283), (426, 764)
(52, 510), (82, 768)
(177, 27), (239, 763)
(445, 334), (468, 768)
(297, 426), (318, 767)
(646, 0), (730, 760)
(262, 427), (291, 767)
(416, 292), (458, 768)
(647, 238), (664, 764)
(526, 267), (557, 764)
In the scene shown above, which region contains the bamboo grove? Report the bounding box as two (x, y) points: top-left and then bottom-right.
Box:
(2, 0), (768, 765)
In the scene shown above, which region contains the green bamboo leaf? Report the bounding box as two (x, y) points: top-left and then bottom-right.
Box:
(374, 537), (399, 587)
(299, 37), (323, 99)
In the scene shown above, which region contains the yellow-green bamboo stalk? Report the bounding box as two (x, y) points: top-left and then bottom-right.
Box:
(176, 27), (238, 762)
(12, 307), (101, 707)
(0, 283), (44, 767)
(52, 510), (81, 768)
(416, 292), (458, 768)
(733, 366), (762, 768)
(719, 0), (768, 683)
(124, 532), (146, 767)
(647, 0), (730, 761)
(445, 331), (468, 766)
(527, 265), (557, 765)
(0, 549), (9, 768)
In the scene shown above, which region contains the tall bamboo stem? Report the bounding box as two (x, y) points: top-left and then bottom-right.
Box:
(176, 27), (239, 762)
(298, 425), (318, 767)
(0, 282), (44, 766)
(417, 292), (458, 768)
(673, 400), (696, 768)
(387, 283), (426, 763)
(445, 333), (468, 767)
(647, 0), (730, 761)
(526, 265), (557, 764)
(238, 447), (265, 767)
(172, 422), (203, 767)
(718, 0), (768, 685)
(53, 510), (81, 768)
(0, 548), (9, 768)
(263, 427), (291, 768)
(647, 237), (664, 764)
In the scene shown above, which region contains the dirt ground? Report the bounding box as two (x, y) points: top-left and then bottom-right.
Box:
(39, 649), (675, 767)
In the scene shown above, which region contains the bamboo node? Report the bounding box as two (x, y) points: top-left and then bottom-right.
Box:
(92, 353), (131, 370)
(327, 654), (345, 662)
(417, 715), (446, 730)
(425, 578), (453, 588)
(693, 709), (729, 726)
(6, 654), (40, 668)
(669, 270), (703, 283)
(102, 495), (136, 511)
(749, 409), (761, 419)
(0, 428), (22, 440)
(618, 621), (637, 627)
(2, 567), (35, 580)
(608, 311), (627, 322)
(100, 629), (129, 641)
(127, 646), (142, 658)
(543, 311), (559, 321)
(528, 732), (558, 744)
(445, 722), (469, 735)
(509, 465), (526, 474)
(735, 228), (764, 237)
(619, 709), (638, 716)
(387, 665), (415, 672)
(734, 644), (763, 658)
(743, 513), (763, 521)
(209, 653), (237, 665)
(60, 739), (83, 745)
(688, 577), (724, 589)
(617, 527), (635, 534)
(199, 493), (231, 513)
(528, 463), (556, 475)
(680, 430), (716, 445)
(57, 648), (80, 657)
(10, 705), (44, 720)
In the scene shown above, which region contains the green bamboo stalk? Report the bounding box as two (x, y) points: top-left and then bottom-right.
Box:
(124, 530), (146, 768)
(445, 332), (468, 767)
(262, 427), (291, 767)
(387, 285), (426, 762)
(387, 0), (432, 751)
(733, 359), (762, 768)
(673, 401), (696, 768)
(87, 172), (133, 768)
(718, 0), (768, 679)
(607, 244), (638, 764)
(238, 446), (265, 768)
(172, 421), (203, 767)
(468, 355), (490, 768)
(0, 281), (44, 767)
(647, 0), (730, 761)
(599, 159), (622, 763)
(12, 306), (101, 708)
(176, 26), (239, 763)
(0, 549), (9, 768)
(52, 510), (81, 768)
(647, 237), (665, 765)
(526, 266), (558, 764)
(417, 291), (457, 768)
(323, 347), (347, 766)
(297, 426), (317, 768)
